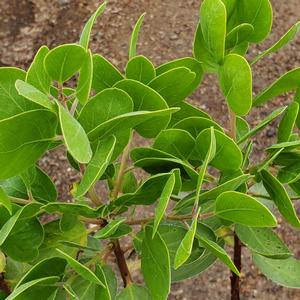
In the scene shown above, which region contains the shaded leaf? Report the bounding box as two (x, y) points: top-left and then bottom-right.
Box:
(236, 225), (291, 258)
(94, 218), (126, 239)
(261, 169), (300, 227)
(226, 23), (254, 49)
(196, 128), (242, 171)
(141, 227), (170, 300)
(114, 79), (170, 138)
(253, 254), (300, 288)
(92, 55), (124, 93)
(237, 0), (273, 43)
(56, 249), (105, 287)
(277, 102), (299, 143)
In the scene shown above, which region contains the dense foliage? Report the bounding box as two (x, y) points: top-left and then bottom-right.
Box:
(0, 0), (300, 299)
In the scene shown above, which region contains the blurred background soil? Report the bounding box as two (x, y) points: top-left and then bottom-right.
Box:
(1, 0), (300, 299)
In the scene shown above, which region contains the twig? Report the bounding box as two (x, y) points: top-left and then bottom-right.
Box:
(228, 108), (241, 300)
(112, 240), (132, 287)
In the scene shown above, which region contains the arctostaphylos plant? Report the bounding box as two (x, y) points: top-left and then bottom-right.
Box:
(0, 0), (300, 299)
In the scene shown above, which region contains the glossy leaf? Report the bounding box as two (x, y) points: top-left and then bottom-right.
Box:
(252, 21), (300, 64)
(253, 254), (300, 288)
(56, 249), (105, 287)
(237, 0), (273, 43)
(44, 44), (86, 83)
(148, 67), (196, 105)
(174, 209), (200, 269)
(260, 169), (300, 227)
(79, 2), (106, 49)
(77, 50), (93, 105)
(76, 136), (116, 197)
(254, 68), (300, 106)
(125, 55), (155, 84)
(219, 54), (252, 116)
(153, 173), (176, 237)
(196, 128), (242, 170)
(141, 227), (170, 300)
(236, 225), (291, 258)
(15, 80), (54, 110)
(26, 46), (51, 94)
(58, 102), (92, 163)
(129, 13), (146, 59)
(215, 191), (277, 227)
(277, 102), (299, 143)
(200, 0), (226, 64)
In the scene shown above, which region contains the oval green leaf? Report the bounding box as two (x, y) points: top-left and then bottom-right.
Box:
(215, 191), (277, 227)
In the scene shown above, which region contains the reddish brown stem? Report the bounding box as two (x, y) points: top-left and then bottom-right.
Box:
(113, 240), (132, 287)
(231, 233), (242, 300)
(0, 274), (10, 296)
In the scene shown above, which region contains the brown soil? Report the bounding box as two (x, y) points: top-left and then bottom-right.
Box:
(1, 0), (300, 299)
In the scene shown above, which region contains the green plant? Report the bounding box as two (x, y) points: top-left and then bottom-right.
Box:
(0, 0), (300, 299)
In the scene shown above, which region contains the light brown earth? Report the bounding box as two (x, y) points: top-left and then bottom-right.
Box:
(1, 0), (300, 299)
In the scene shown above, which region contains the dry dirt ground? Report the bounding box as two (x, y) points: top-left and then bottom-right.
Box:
(1, 0), (300, 299)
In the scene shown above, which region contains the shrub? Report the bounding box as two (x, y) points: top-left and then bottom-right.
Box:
(0, 0), (300, 299)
